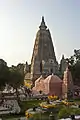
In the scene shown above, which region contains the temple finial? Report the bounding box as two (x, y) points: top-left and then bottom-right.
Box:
(62, 55), (64, 59)
(39, 16), (47, 29)
(42, 16), (44, 22)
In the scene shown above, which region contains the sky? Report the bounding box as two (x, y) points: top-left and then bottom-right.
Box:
(0, 0), (80, 66)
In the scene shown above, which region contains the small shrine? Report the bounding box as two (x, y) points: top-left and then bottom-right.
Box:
(62, 66), (74, 99)
(32, 74), (62, 97)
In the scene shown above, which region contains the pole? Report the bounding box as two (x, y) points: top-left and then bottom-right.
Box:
(49, 112), (55, 120)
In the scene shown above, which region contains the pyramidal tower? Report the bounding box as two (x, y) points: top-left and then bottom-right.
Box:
(62, 65), (74, 99)
(31, 17), (58, 82)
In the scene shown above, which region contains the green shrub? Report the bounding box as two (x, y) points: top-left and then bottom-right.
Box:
(58, 107), (70, 119)
(19, 99), (43, 113)
(74, 108), (80, 115)
(58, 107), (80, 119)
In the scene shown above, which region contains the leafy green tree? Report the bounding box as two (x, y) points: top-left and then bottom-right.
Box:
(74, 49), (80, 62)
(0, 59), (10, 101)
(17, 63), (25, 76)
(67, 49), (80, 84)
(58, 107), (80, 119)
(58, 107), (70, 119)
(0, 59), (10, 90)
(9, 68), (24, 99)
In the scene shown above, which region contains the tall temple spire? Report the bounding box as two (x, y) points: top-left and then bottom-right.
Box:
(39, 16), (47, 29)
(31, 17), (58, 82)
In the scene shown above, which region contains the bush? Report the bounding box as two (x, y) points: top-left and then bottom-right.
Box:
(58, 107), (80, 119)
(19, 99), (43, 113)
(74, 108), (80, 115)
(58, 107), (70, 119)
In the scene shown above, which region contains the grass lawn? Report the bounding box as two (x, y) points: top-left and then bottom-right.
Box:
(74, 99), (80, 104)
(19, 99), (54, 120)
(0, 99), (44, 120)
(1, 98), (80, 120)
(0, 114), (24, 120)
(19, 99), (43, 113)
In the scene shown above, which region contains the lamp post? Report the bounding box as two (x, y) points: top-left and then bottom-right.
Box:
(49, 112), (55, 120)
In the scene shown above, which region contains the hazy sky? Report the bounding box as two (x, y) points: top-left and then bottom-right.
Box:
(0, 0), (80, 66)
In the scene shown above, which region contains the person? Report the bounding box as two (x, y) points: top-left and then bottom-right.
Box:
(33, 107), (36, 111)
(70, 115), (75, 120)
(78, 104), (80, 108)
(47, 99), (50, 104)
(33, 104), (36, 111)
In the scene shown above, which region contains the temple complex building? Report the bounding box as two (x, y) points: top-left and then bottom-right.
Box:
(32, 66), (74, 99)
(24, 17), (79, 99)
(24, 17), (68, 83)
(31, 16), (58, 82)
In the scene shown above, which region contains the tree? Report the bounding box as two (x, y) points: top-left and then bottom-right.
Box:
(67, 49), (80, 85)
(0, 59), (10, 101)
(9, 68), (24, 99)
(0, 59), (10, 90)
(17, 63), (25, 76)
(74, 49), (80, 61)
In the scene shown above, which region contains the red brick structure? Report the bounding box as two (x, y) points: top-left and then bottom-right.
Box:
(32, 74), (62, 97)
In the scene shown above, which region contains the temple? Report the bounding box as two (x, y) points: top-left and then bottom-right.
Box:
(31, 16), (58, 82)
(23, 16), (78, 99)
